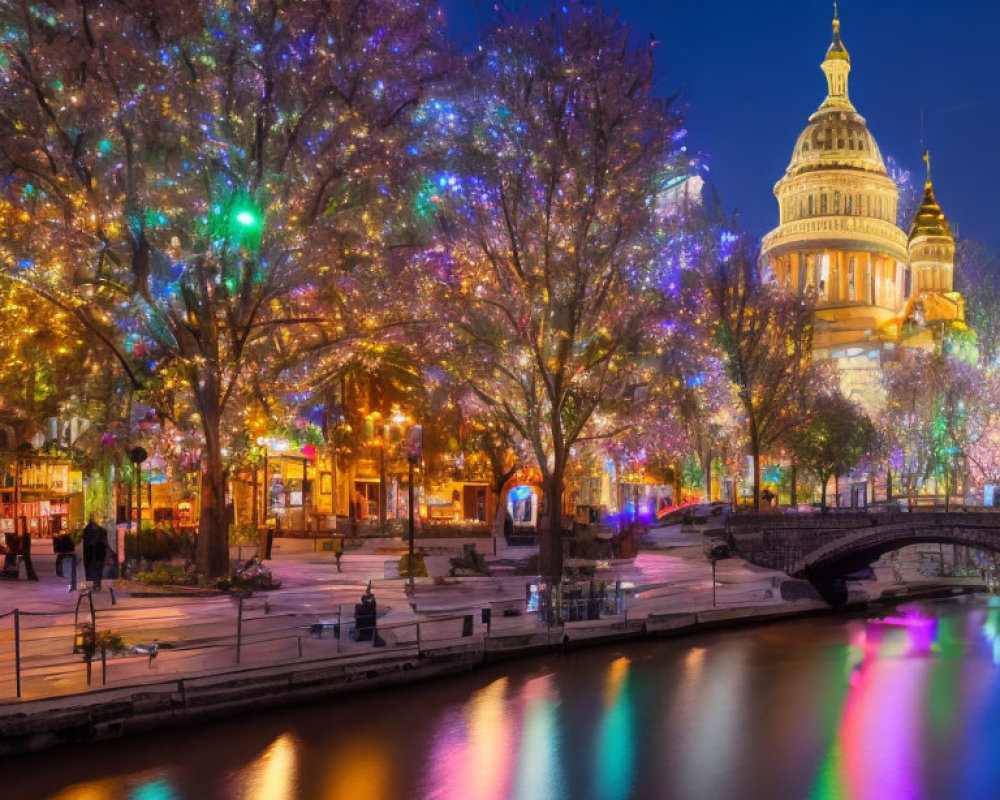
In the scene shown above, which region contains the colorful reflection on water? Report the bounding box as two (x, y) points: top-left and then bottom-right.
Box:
(21, 597), (1000, 800)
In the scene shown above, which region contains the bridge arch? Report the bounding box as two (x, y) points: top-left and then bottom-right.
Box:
(791, 521), (1000, 605)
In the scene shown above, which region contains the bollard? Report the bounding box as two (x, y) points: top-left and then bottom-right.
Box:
(297, 636), (303, 658)
(101, 647), (107, 686)
(70, 556), (77, 592)
(236, 596), (244, 665)
(336, 607), (342, 654)
(13, 609), (21, 699)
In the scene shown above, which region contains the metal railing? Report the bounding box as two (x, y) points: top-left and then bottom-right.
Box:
(0, 592), (511, 702)
(1, 573), (805, 705)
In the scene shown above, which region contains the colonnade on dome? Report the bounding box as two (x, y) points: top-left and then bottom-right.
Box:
(768, 249), (908, 313)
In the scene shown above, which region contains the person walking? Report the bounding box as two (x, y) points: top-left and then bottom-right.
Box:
(0, 532), (18, 578)
(19, 521), (37, 581)
(82, 516), (108, 590)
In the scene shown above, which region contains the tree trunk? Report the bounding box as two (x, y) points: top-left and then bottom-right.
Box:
(491, 465), (517, 537)
(124, 463), (133, 556)
(196, 403), (230, 578)
(750, 433), (761, 512)
(834, 474), (840, 508)
(702, 453), (712, 502)
(790, 458), (798, 508)
(492, 487), (509, 538)
(886, 466), (893, 502)
(820, 473), (828, 513)
(538, 471), (564, 580)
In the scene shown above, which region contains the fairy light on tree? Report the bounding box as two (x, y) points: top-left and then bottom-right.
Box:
(0, 0), (445, 576)
(422, 2), (687, 578)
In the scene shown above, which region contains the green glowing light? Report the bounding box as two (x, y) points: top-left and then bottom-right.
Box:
(235, 210), (257, 226)
(130, 779), (177, 800)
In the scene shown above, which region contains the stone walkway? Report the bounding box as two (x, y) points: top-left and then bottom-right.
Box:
(0, 524), (974, 704)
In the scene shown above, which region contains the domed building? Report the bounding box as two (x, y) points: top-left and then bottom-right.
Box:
(762, 8), (965, 403)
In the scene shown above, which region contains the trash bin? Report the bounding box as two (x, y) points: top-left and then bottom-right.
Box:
(53, 534), (73, 577)
(355, 596), (377, 642)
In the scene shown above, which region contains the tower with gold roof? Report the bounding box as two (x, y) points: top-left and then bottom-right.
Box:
(762, 6), (965, 402)
(905, 153), (965, 337)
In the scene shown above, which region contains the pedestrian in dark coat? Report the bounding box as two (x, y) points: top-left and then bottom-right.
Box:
(19, 523), (37, 581)
(82, 516), (108, 589)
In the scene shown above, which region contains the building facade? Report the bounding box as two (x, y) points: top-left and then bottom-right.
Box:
(762, 9), (965, 405)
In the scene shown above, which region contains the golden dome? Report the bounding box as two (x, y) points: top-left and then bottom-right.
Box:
(783, 7), (886, 180)
(785, 108), (887, 179)
(909, 153), (952, 240)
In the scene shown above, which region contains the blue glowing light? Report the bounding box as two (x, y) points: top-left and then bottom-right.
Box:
(510, 485), (533, 502)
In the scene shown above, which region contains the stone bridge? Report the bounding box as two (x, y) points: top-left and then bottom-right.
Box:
(725, 511), (1000, 605)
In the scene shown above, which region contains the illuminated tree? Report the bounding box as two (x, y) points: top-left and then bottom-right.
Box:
(453, 396), (522, 532)
(0, 0), (444, 574)
(956, 240), (1000, 366)
(424, 3), (684, 577)
(786, 392), (876, 511)
(885, 350), (981, 505)
(964, 369), (1000, 491)
(0, 284), (92, 426)
(671, 360), (743, 501)
(704, 234), (822, 510)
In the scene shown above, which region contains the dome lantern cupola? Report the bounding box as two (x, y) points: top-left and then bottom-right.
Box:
(821, 3), (853, 109)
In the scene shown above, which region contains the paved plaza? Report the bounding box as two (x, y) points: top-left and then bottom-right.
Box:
(0, 525), (976, 703)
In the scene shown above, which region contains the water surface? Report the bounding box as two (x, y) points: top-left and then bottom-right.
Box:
(14, 596), (1000, 800)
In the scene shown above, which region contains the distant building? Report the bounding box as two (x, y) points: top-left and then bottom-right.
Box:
(762, 8), (967, 405)
(0, 410), (84, 537)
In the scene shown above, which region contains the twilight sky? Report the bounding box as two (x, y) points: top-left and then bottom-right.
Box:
(440, 0), (1000, 255)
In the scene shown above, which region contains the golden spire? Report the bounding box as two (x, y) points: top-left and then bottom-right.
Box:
(910, 150), (951, 241)
(827, 1), (850, 62)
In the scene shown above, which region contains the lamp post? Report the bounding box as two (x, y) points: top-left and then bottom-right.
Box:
(130, 447), (148, 563)
(12, 451), (21, 543)
(406, 426), (423, 594)
(251, 448), (259, 531)
(407, 452), (417, 593)
(256, 437), (269, 530)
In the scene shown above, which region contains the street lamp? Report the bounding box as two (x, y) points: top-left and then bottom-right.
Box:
(129, 446), (148, 563)
(406, 425), (423, 595)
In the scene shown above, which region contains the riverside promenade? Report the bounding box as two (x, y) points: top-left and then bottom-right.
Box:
(0, 524), (974, 755)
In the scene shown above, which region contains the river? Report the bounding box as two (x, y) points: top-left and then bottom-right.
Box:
(13, 595), (1000, 800)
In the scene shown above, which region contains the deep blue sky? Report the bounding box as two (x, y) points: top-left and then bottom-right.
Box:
(440, 0), (1000, 255)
